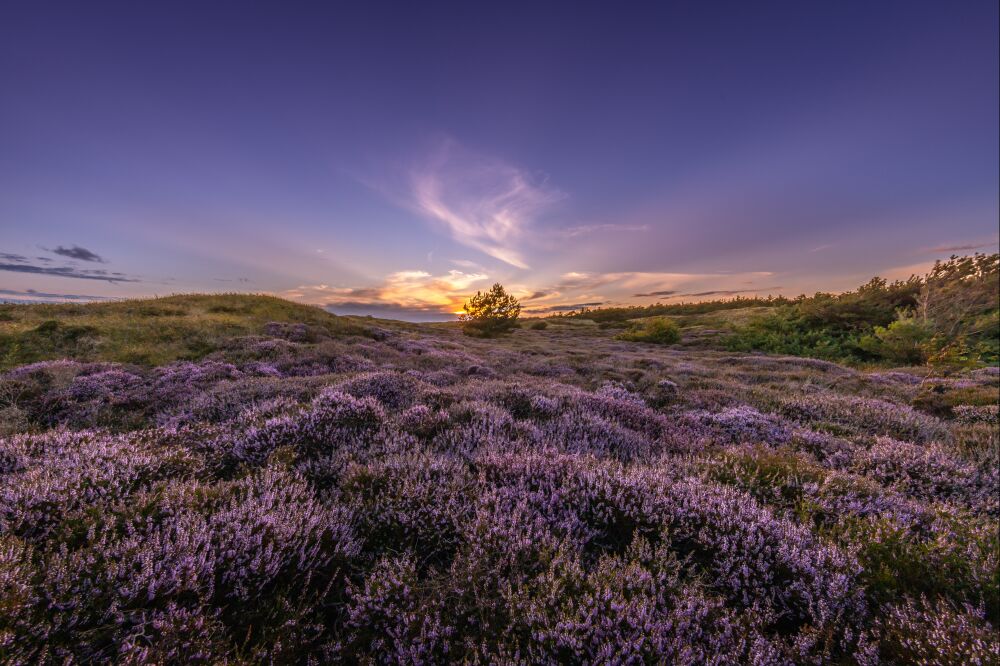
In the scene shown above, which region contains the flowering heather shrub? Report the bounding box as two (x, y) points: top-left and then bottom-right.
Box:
(429, 400), (525, 456)
(575, 385), (670, 439)
(227, 388), (385, 465)
(646, 377), (679, 407)
(156, 378), (312, 427)
(502, 537), (780, 665)
(849, 437), (998, 513)
(3, 358), (86, 380)
(343, 555), (452, 662)
(38, 467), (358, 662)
(338, 370), (426, 409)
(41, 368), (149, 428)
(116, 602), (232, 664)
(0, 430), (195, 540)
(779, 393), (949, 442)
(341, 453), (472, 562)
(263, 321), (319, 342)
(876, 596), (1000, 665)
(1, 314), (997, 662)
(954, 403), (1000, 423)
(867, 370), (924, 386)
(543, 409), (654, 460)
(831, 510), (999, 621)
(396, 404), (451, 439)
(0, 535), (36, 654)
(970, 365), (1000, 381)
(152, 360), (242, 393)
(694, 405), (793, 445)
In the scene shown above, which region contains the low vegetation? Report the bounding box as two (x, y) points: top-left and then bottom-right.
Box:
(558, 295), (792, 323)
(724, 254), (998, 366)
(0, 288), (996, 663)
(0, 293), (369, 370)
(615, 315), (681, 344)
(569, 253), (999, 368)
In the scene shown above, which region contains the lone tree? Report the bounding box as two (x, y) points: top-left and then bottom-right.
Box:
(461, 283), (521, 337)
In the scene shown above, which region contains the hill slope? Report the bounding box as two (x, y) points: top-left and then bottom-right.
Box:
(0, 293), (370, 369)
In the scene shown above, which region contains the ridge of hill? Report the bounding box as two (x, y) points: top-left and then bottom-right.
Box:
(0, 293), (371, 370)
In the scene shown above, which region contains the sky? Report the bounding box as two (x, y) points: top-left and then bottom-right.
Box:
(1, 1), (998, 320)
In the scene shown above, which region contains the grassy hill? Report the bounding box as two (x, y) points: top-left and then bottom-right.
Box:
(0, 293), (370, 370)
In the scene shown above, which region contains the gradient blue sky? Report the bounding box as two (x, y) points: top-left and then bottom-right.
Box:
(2, 1), (997, 319)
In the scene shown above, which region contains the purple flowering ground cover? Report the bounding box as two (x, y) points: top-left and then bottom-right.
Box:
(0, 302), (998, 664)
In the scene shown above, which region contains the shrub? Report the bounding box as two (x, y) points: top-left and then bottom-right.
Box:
(876, 596), (1000, 664)
(616, 317), (681, 344)
(858, 313), (934, 365)
(529, 320), (548, 330)
(460, 283), (520, 337)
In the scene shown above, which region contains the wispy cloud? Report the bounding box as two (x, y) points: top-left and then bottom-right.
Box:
(633, 289), (678, 297)
(450, 258), (484, 270)
(551, 271), (713, 293)
(665, 286), (783, 298)
(553, 223), (649, 238)
(409, 141), (564, 269)
(1, 246), (140, 283)
(0, 288), (116, 302)
(924, 240), (998, 253)
(46, 245), (106, 263)
(0, 257), (139, 283)
(519, 270), (783, 311)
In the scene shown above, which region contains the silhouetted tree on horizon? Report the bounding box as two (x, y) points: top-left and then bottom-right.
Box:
(461, 283), (520, 337)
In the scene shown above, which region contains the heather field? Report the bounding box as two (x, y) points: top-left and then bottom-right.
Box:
(1, 296), (998, 664)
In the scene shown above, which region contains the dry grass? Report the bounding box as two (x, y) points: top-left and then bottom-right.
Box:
(0, 293), (369, 370)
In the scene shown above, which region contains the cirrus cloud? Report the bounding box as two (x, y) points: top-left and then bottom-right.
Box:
(409, 141), (564, 269)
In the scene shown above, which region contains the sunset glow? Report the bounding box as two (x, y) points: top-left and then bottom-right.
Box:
(1, 3), (997, 318)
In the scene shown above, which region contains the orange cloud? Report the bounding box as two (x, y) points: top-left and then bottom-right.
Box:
(282, 269), (489, 314)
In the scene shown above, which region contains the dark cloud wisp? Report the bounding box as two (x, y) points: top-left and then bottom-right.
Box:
(667, 286), (783, 298)
(0, 289), (115, 302)
(47, 245), (106, 263)
(633, 290), (678, 298)
(0, 260), (139, 283)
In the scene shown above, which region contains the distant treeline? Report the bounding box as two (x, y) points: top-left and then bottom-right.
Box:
(722, 254), (999, 366)
(555, 295), (792, 323)
(566, 254), (1000, 366)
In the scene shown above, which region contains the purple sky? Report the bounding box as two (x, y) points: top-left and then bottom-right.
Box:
(2, 2), (997, 320)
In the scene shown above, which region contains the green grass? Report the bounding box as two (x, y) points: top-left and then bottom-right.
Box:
(0, 294), (370, 370)
(614, 317), (681, 344)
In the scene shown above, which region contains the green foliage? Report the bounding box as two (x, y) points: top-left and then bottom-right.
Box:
(615, 317), (680, 344)
(529, 320), (549, 330)
(724, 254), (999, 366)
(0, 294), (369, 370)
(560, 295), (791, 323)
(461, 283), (521, 337)
(858, 312), (935, 365)
(829, 513), (999, 621)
